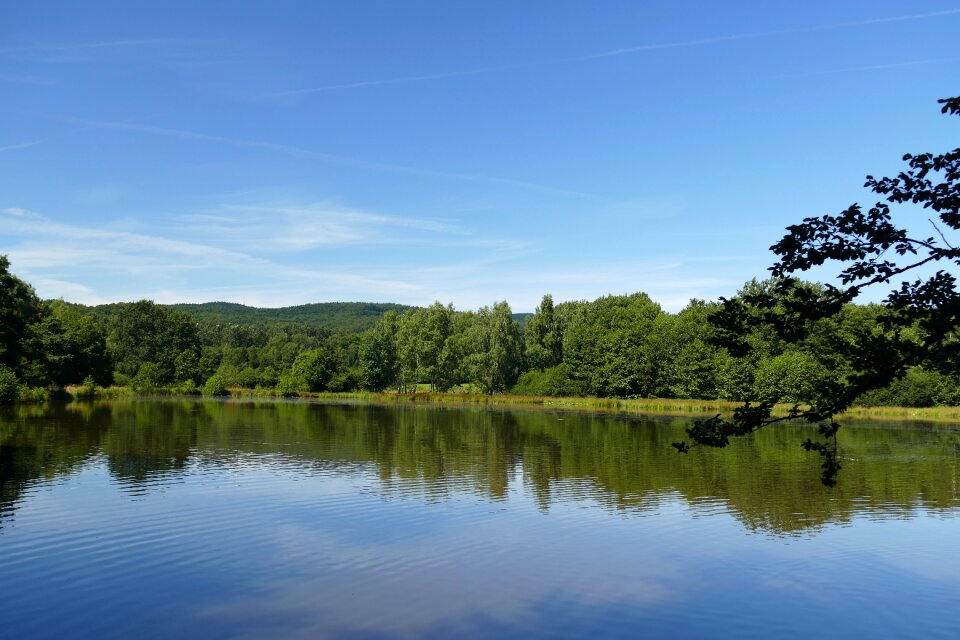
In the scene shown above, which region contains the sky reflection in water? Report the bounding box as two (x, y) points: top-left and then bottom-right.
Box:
(1, 399), (958, 638)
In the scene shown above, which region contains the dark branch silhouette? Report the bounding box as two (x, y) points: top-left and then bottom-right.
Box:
(674, 96), (960, 486)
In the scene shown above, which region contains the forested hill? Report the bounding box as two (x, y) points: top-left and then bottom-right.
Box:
(168, 302), (531, 332)
(167, 302), (417, 332)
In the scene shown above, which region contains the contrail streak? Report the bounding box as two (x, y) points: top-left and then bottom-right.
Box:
(264, 66), (528, 98)
(579, 7), (960, 59)
(0, 140), (46, 153)
(762, 56), (960, 80)
(0, 38), (210, 57)
(271, 8), (960, 95)
(39, 113), (598, 199)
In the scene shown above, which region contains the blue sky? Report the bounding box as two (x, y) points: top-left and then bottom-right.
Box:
(2, 1), (958, 312)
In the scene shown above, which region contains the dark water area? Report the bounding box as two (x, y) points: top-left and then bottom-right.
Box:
(1, 399), (959, 638)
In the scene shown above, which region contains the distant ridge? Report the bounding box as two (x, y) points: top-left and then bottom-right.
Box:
(65, 299), (532, 333)
(167, 301), (417, 333)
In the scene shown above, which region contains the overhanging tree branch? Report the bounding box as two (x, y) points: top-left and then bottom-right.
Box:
(674, 96), (960, 486)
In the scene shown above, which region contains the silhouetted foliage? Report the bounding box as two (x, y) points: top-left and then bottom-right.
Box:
(675, 96), (960, 486)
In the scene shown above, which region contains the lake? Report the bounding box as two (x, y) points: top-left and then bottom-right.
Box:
(1, 399), (958, 638)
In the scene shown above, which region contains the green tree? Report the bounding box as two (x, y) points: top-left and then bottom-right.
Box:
(440, 310), (475, 389)
(288, 345), (340, 392)
(395, 310), (424, 392)
(562, 293), (663, 397)
(464, 301), (522, 394)
(524, 294), (562, 371)
(0, 256), (44, 377)
(105, 301), (201, 383)
(646, 301), (721, 399)
(422, 302), (457, 391)
(174, 348), (200, 383)
(48, 302), (113, 385)
(359, 311), (398, 391)
(752, 351), (834, 404)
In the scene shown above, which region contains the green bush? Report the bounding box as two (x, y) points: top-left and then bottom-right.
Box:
(715, 354), (755, 402)
(854, 367), (949, 407)
(258, 366), (279, 389)
(202, 374), (229, 397)
(276, 371), (300, 397)
(73, 375), (97, 399)
(289, 347), (339, 392)
(131, 362), (162, 393)
(0, 365), (21, 404)
(18, 387), (50, 403)
(327, 368), (361, 392)
(511, 364), (582, 397)
(752, 351), (833, 404)
(235, 367), (259, 389)
(173, 379), (199, 395)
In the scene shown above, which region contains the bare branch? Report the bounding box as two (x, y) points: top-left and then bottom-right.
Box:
(928, 218), (955, 249)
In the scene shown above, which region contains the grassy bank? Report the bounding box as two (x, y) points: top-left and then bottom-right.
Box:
(228, 389), (960, 423)
(33, 385), (960, 424)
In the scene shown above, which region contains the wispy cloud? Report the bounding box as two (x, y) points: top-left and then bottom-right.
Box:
(263, 66), (528, 99)
(174, 202), (468, 251)
(36, 113), (597, 198)
(27, 277), (110, 305)
(0, 38), (221, 63)
(761, 56), (960, 80)
(0, 140), (47, 153)
(2, 207), (258, 267)
(0, 120), (127, 156)
(0, 205), (421, 304)
(0, 71), (55, 85)
(2, 207), (43, 218)
(270, 8), (960, 96)
(578, 8), (960, 60)
(0, 38), (197, 55)
(0, 203), (747, 311)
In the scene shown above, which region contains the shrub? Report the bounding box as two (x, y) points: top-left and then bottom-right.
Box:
(276, 371), (300, 397)
(73, 375), (97, 399)
(752, 351), (833, 404)
(18, 387), (50, 403)
(327, 368), (361, 392)
(0, 365), (21, 405)
(511, 364), (582, 397)
(854, 367), (940, 407)
(258, 366), (279, 389)
(131, 362), (162, 393)
(173, 379), (198, 395)
(235, 367), (259, 389)
(290, 347), (339, 392)
(715, 354), (755, 402)
(202, 374), (229, 397)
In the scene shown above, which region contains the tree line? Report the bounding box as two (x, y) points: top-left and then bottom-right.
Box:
(1, 253), (956, 407)
(4, 400), (958, 535)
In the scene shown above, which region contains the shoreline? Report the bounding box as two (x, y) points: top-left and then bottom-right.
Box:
(43, 386), (960, 424)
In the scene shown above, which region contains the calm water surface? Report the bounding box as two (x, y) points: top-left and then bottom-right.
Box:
(1, 399), (959, 638)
